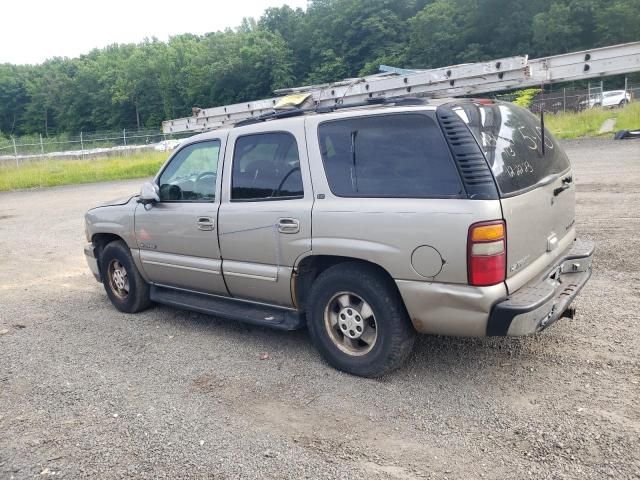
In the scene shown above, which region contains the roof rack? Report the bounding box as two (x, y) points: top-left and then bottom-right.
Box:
(162, 41), (640, 134)
(231, 97), (428, 128)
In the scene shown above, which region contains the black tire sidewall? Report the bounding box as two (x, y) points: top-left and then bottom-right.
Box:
(100, 241), (148, 313)
(307, 264), (414, 377)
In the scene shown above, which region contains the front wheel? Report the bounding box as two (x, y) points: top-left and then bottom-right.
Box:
(306, 262), (415, 377)
(99, 240), (151, 313)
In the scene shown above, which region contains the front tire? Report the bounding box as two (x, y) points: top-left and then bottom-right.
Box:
(306, 262), (415, 377)
(99, 241), (151, 313)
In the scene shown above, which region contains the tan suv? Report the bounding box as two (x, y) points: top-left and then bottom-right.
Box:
(84, 99), (594, 377)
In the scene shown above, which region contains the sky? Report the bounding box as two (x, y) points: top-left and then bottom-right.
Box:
(0, 0), (309, 65)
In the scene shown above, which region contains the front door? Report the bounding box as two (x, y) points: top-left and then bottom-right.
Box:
(134, 138), (227, 295)
(218, 123), (313, 307)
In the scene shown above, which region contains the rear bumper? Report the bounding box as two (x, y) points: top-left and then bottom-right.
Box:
(84, 243), (101, 282)
(487, 238), (595, 336)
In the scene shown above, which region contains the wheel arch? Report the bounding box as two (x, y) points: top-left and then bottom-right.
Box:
(293, 254), (402, 312)
(92, 232), (125, 253)
(92, 233), (128, 279)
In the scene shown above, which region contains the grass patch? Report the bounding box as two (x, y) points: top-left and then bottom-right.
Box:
(616, 101), (640, 131)
(545, 101), (640, 139)
(0, 150), (167, 191)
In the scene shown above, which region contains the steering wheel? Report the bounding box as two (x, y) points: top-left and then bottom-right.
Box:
(273, 167), (301, 197)
(196, 171), (216, 182)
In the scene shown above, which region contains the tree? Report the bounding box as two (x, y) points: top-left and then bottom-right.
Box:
(407, 0), (477, 68)
(533, 1), (593, 55)
(1, 0), (639, 135)
(0, 65), (29, 135)
(595, 0), (640, 46)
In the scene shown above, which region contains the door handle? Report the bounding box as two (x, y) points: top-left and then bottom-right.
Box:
(277, 218), (300, 234)
(196, 217), (215, 231)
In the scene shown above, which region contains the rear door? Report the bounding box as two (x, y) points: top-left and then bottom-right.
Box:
(218, 120), (313, 307)
(450, 102), (575, 292)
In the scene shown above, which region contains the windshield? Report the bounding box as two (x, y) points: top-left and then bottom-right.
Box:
(450, 102), (570, 195)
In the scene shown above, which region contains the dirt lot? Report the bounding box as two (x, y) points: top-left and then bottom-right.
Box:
(1, 138), (639, 479)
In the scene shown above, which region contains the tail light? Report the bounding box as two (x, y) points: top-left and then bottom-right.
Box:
(468, 220), (506, 286)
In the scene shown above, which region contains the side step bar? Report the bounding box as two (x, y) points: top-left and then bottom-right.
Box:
(150, 285), (305, 331)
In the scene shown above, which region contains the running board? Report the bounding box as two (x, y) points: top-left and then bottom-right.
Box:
(149, 285), (305, 330)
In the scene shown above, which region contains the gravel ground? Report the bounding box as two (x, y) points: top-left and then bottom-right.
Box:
(1, 138), (639, 479)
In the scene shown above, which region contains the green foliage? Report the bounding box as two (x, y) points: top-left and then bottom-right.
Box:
(544, 108), (613, 138)
(513, 88), (542, 108)
(0, 150), (166, 191)
(0, 0), (638, 136)
(544, 102), (640, 138)
(615, 100), (640, 131)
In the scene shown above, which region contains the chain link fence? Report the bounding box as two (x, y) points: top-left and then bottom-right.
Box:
(496, 81), (640, 114)
(0, 128), (193, 165)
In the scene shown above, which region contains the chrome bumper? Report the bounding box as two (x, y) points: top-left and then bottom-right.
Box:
(487, 238), (595, 336)
(84, 243), (101, 282)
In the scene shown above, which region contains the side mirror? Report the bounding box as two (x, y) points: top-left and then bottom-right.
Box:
(138, 182), (160, 205)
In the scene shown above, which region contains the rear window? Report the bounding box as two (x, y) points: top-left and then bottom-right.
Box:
(318, 113), (463, 198)
(450, 102), (570, 195)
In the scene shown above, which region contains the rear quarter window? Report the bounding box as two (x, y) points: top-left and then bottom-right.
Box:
(451, 102), (570, 195)
(318, 113), (463, 198)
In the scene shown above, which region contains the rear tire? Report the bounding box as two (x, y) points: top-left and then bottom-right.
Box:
(99, 240), (151, 313)
(306, 262), (415, 377)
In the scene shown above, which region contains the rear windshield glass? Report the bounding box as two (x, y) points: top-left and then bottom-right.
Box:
(318, 113), (463, 198)
(450, 102), (570, 195)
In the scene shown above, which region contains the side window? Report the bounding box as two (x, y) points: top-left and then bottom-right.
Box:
(158, 140), (220, 202)
(318, 114), (463, 198)
(231, 132), (304, 201)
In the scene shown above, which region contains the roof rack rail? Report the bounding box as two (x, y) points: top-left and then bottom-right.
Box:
(234, 108), (306, 128)
(233, 97), (428, 127)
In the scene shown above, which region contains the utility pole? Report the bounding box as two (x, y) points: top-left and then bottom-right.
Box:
(624, 76), (628, 99)
(11, 136), (18, 167)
